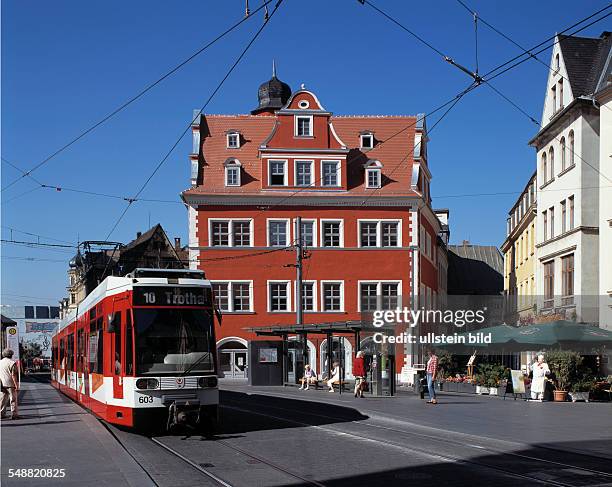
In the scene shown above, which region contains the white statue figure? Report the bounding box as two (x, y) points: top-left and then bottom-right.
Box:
(530, 353), (550, 401)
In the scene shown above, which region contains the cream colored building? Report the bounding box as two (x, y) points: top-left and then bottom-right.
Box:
(502, 172), (537, 324)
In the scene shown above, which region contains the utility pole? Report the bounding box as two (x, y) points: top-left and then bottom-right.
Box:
(285, 217), (310, 374)
(295, 217), (309, 370)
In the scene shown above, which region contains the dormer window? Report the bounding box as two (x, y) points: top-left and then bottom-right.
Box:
(295, 116), (312, 137)
(360, 133), (374, 149)
(364, 159), (383, 189)
(227, 132), (240, 149)
(224, 159), (242, 186)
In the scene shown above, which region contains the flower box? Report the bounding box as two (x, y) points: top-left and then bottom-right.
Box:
(476, 385), (488, 394)
(457, 382), (476, 394)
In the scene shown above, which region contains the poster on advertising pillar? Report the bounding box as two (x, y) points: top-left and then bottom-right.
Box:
(6, 326), (20, 361)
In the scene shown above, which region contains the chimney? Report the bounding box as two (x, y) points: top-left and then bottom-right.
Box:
(462, 239), (470, 246)
(174, 237), (181, 250)
(136, 231), (142, 239)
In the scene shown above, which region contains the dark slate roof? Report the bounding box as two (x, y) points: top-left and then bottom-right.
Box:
(447, 245), (503, 295)
(559, 32), (612, 97)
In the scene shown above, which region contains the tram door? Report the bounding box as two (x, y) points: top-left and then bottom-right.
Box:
(110, 310), (124, 399)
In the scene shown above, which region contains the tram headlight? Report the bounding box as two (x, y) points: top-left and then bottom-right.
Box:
(136, 378), (159, 390)
(198, 376), (218, 388)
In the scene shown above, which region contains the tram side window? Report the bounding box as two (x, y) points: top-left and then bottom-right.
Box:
(59, 339), (65, 368)
(125, 311), (133, 375)
(52, 342), (56, 368)
(77, 329), (84, 373)
(96, 329), (104, 374)
(114, 311), (122, 375)
(67, 333), (75, 371)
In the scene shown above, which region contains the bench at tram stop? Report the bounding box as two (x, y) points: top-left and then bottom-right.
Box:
(289, 377), (354, 392)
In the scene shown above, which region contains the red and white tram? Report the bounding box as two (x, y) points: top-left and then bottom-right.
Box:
(51, 268), (219, 433)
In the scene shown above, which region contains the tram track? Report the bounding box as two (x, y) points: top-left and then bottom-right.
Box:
(150, 435), (327, 487)
(222, 398), (612, 487)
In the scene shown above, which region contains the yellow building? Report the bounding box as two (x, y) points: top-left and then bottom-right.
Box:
(501, 171), (537, 324)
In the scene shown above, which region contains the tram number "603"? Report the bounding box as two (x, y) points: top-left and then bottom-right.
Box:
(138, 396), (154, 404)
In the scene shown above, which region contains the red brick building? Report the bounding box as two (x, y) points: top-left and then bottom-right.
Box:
(182, 71), (447, 381)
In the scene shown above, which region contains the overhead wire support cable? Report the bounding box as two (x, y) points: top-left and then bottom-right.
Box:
(104, 0), (285, 241)
(0, 0), (274, 194)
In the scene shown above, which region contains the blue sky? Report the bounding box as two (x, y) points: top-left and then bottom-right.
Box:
(2, 0), (610, 306)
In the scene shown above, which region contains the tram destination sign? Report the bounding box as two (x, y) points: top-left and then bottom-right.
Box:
(133, 286), (212, 307)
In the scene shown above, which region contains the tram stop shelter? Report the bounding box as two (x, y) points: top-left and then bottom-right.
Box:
(245, 321), (398, 396)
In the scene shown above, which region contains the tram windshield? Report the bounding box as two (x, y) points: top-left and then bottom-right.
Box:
(133, 308), (215, 374)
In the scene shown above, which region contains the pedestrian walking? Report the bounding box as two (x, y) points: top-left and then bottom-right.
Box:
(352, 351), (366, 398)
(530, 354), (550, 401)
(425, 348), (438, 404)
(1, 349), (20, 419)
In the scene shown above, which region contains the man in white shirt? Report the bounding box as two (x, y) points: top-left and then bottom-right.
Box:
(0, 349), (19, 419)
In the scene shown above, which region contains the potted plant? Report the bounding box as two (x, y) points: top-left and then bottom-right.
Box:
(546, 350), (583, 402)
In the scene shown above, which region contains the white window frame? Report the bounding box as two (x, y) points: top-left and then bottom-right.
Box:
(293, 218), (317, 248)
(226, 132), (240, 149)
(321, 160), (341, 187)
(224, 159), (242, 187)
(211, 280), (253, 313)
(320, 219), (344, 247)
(360, 133), (374, 149)
(357, 280), (402, 312)
(266, 218), (291, 247)
(294, 159), (314, 187)
(295, 115), (313, 137)
(366, 168), (381, 189)
(268, 159), (288, 186)
(320, 280), (345, 312)
(267, 280), (292, 313)
(208, 218), (254, 247)
(294, 279), (317, 312)
(357, 219), (402, 248)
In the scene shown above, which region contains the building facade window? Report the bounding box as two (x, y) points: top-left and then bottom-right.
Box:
(210, 219), (252, 247)
(269, 160), (287, 186)
(225, 165), (240, 186)
(359, 282), (401, 311)
(360, 283), (378, 312)
(296, 219), (315, 247)
(568, 195), (574, 229)
(301, 282), (315, 312)
(550, 207), (555, 239)
(543, 210), (548, 241)
(361, 133), (373, 149)
(268, 220), (289, 247)
(322, 160), (340, 186)
(551, 85), (557, 113)
(358, 220), (400, 248)
(321, 220), (342, 247)
(211, 221), (229, 246)
(542, 152), (548, 184)
(212, 281), (252, 312)
(269, 281), (290, 312)
(561, 200), (567, 233)
(558, 79), (564, 109)
(295, 160), (313, 186)
(560, 137), (566, 172)
(366, 168), (381, 188)
(549, 147), (555, 181)
(295, 116), (312, 137)
(569, 130), (575, 166)
(543, 261), (554, 309)
(561, 254), (574, 306)
(226, 132), (240, 149)
(321, 282), (343, 312)
(360, 222), (378, 247)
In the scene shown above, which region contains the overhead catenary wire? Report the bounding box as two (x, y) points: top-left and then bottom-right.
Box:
(103, 0), (285, 242)
(0, 0), (275, 194)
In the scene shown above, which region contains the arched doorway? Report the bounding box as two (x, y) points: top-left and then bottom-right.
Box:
(320, 337), (353, 379)
(217, 337), (248, 379)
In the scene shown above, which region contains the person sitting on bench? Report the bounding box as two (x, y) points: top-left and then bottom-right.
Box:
(299, 364), (317, 390)
(327, 362), (340, 392)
